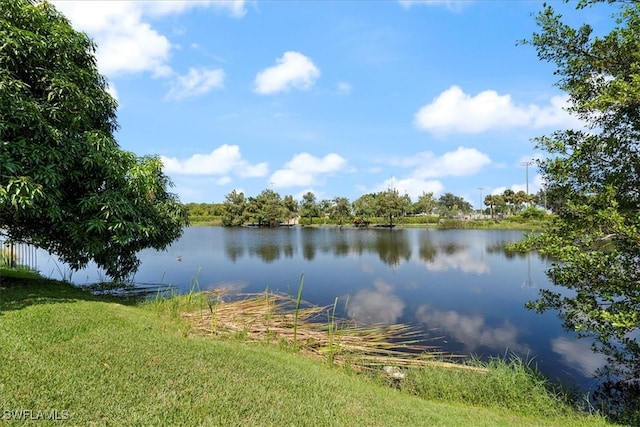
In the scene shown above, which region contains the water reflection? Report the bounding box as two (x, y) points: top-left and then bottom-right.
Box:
(346, 279), (405, 324)
(422, 249), (490, 274)
(551, 337), (606, 377)
(38, 227), (598, 393)
(372, 230), (412, 267)
(415, 305), (529, 354)
(223, 230), (244, 262)
(222, 227), (467, 268)
(522, 252), (535, 289)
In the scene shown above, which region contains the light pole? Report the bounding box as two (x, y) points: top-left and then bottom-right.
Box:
(478, 187), (484, 216)
(521, 161), (534, 195)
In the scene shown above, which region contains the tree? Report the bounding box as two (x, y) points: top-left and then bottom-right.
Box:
(328, 197), (351, 225)
(282, 194), (299, 224)
(522, 1), (640, 419)
(318, 199), (332, 224)
(375, 188), (408, 227)
(299, 191), (319, 224)
(436, 193), (472, 217)
(413, 191), (437, 216)
(222, 190), (246, 226)
(352, 193), (378, 220)
(484, 194), (500, 219)
(0, 0), (188, 280)
(513, 190), (530, 212)
(501, 189), (515, 214)
(244, 189), (285, 227)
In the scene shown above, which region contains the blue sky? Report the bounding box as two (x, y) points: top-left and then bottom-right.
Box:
(51, 0), (610, 207)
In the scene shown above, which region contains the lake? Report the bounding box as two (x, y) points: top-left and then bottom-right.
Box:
(36, 226), (605, 391)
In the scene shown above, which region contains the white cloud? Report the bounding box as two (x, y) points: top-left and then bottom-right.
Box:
(52, 2), (172, 77)
(216, 176), (232, 185)
(491, 173), (544, 196)
(143, 1), (246, 18)
(414, 86), (582, 136)
(337, 81), (352, 95)
(270, 153), (347, 188)
(166, 67), (225, 100)
(52, 1), (245, 77)
(390, 147), (491, 178)
(161, 144), (269, 177)
(254, 51), (321, 95)
(369, 177), (445, 201)
(398, 0), (468, 12)
(105, 82), (118, 102)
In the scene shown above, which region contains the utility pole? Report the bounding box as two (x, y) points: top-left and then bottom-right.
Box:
(521, 161), (534, 195)
(477, 187), (484, 216)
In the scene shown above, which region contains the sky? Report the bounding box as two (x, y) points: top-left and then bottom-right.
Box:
(50, 0), (613, 207)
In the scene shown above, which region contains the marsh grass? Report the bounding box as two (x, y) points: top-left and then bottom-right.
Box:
(154, 285), (475, 375)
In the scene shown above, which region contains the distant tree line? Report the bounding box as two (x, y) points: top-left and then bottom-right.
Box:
(186, 187), (552, 227)
(210, 189), (529, 227)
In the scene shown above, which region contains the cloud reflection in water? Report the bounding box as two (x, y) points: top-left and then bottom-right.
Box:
(551, 337), (606, 377)
(422, 250), (490, 274)
(416, 305), (529, 353)
(347, 280), (405, 325)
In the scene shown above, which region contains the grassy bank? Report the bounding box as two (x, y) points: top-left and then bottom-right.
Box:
(189, 216), (549, 230)
(0, 270), (612, 426)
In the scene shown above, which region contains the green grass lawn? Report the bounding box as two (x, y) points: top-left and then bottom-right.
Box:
(0, 270), (613, 426)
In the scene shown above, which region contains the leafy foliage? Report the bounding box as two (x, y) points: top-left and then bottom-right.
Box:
(522, 0), (640, 421)
(0, 0), (188, 279)
(221, 190), (246, 226)
(436, 192), (473, 217)
(327, 197), (351, 225)
(299, 191), (320, 224)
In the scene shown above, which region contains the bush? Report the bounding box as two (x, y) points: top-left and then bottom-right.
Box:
(520, 207), (547, 219)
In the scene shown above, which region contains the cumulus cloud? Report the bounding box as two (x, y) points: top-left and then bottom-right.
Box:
(368, 177), (445, 201)
(390, 147), (491, 179)
(52, 1), (245, 77)
(414, 86), (582, 136)
(166, 67), (225, 100)
(270, 153), (347, 188)
(254, 51), (321, 95)
(161, 144), (268, 177)
(491, 173), (545, 197)
(363, 147), (490, 201)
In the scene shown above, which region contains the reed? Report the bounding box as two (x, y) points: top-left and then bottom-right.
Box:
(293, 274), (304, 345)
(174, 288), (465, 373)
(326, 296), (339, 363)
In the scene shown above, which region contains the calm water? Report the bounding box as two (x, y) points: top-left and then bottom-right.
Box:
(36, 226), (606, 391)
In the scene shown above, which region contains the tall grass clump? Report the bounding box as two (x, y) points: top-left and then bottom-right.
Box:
(292, 274), (304, 344)
(402, 354), (587, 418)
